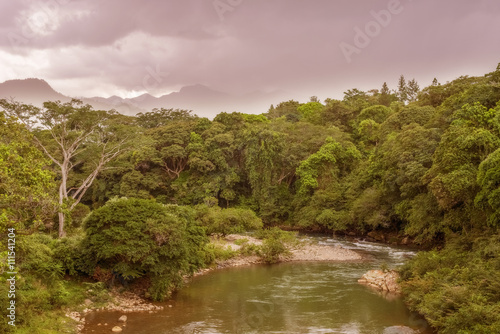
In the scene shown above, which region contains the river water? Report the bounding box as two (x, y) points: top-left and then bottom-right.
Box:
(82, 235), (433, 334)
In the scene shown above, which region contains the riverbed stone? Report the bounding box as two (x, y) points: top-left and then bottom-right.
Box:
(383, 326), (418, 334)
(118, 315), (127, 322)
(111, 326), (123, 332)
(400, 236), (410, 245)
(358, 269), (401, 293)
(367, 231), (385, 242)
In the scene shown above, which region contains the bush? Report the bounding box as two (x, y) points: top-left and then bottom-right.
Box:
(256, 228), (298, 264)
(239, 242), (260, 256)
(69, 203), (90, 230)
(0, 233), (88, 333)
(204, 243), (238, 262)
(53, 234), (84, 276)
(82, 282), (111, 305)
(196, 205), (263, 236)
(80, 197), (209, 301)
(17, 234), (64, 283)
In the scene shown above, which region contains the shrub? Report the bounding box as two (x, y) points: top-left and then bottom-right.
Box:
(52, 234), (84, 276)
(196, 205), (263, 236)
(0, 233), (88, 333)
(204, 243), (238, 262)
(256, 228), (298, 264)
(69, 203), (90, 230)
(239, 243), (260, 256)
(81, 197), (209, 301)
(17, 234), (64, 283)
(233, 238), (249, 246)
(82, 282), (111, 305)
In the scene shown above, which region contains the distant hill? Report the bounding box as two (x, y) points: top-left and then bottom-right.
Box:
(0, 78), (288, 118)
(0, 78), (68, 105)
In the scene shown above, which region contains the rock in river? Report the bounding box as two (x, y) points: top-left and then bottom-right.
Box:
(358, 269), (401, 293)
(383, 326), (418, 334)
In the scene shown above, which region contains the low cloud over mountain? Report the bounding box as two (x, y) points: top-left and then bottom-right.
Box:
(0, 78), (289, 118)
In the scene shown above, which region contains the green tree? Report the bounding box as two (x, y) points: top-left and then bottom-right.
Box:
(475, 140), (500, 227)
(343, 88), (370, 112)
(297, 101), (324, 124)
(0, 99), (131, 237)
(266, 100), (301, 121)
(136, 108), (196, 128)
(397, 75), (408, 103)
(196, 205), (262, 236)
(296, 137), (361, 195)
(358, 105), (392, 124)
(244, 126), (285, 213)
(407, 78), (420, 102)
(379, 82), (396, 106)
(81, 198), (208, 300)
(322, 99), (356, 131)
(148, 120), (197, 179)
(424, 103), (500, 234)
(0, 112), (57, 232)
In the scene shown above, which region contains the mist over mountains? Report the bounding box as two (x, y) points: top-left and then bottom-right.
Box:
(0, 78), (289, 118)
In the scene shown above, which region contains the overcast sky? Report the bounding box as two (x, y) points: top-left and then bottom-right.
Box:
(1, 0), (499, 102)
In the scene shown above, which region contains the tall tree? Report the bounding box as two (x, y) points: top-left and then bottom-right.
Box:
(407, 78), (420, 102)
(397, 75), (408, 103)
(379, 82), (392, 106)
(0, 99), (130, 237)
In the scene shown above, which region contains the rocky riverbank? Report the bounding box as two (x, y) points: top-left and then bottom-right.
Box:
(68, 290), (166, 333)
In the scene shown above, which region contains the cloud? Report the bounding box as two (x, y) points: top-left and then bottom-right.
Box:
(0, 0), (499, 101)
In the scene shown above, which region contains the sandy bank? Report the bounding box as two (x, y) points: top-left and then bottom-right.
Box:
(195, 234), (363, 275)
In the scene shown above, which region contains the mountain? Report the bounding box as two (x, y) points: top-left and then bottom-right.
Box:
(0, 78), (69, 105)
(0, 79), (289, 118)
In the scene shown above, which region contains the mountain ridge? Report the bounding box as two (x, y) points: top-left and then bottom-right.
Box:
(0, 78), (288, 118)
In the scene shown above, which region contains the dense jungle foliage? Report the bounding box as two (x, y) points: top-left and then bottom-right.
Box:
(1, 64), (500, 333)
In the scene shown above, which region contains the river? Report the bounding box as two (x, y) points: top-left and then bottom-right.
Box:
(82, 235), (433, 333)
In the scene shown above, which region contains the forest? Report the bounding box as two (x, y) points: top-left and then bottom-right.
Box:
(1, 64), (500, 333)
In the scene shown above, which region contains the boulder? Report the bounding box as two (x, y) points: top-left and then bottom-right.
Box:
(367, 231), (385, 242)
(383, 326), (418, 334)
(400, 236), (411, 245)
(111, 326), (123, 332)
(118, 315), (127, 322)
(358, 269), (401, 293)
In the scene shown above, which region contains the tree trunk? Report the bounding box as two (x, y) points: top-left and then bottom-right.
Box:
(58, 211), (66, 238)
(58, 165), (68, 238)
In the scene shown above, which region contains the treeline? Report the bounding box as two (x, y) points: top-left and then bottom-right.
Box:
(1, 64), (500, 333)
(37, 67), (500, 243)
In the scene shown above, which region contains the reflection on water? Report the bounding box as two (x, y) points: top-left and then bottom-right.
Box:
(83, 236), (433, 334)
